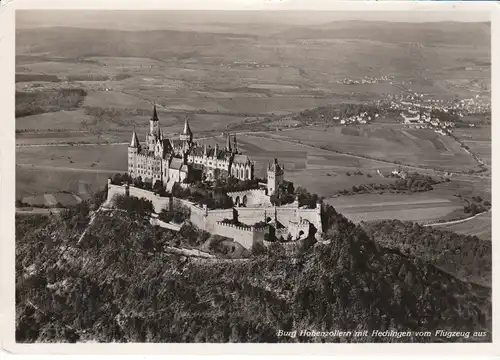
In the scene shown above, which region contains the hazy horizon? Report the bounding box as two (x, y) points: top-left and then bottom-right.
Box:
(16, 10), (490, 32)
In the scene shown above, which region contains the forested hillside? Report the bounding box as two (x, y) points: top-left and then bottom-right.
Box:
(363, 220), (491, 287)
(15, 194), (491, 343)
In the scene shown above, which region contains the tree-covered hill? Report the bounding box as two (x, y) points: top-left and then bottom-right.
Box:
(15, 198), (491, 343)
(362, 220), (491, 287)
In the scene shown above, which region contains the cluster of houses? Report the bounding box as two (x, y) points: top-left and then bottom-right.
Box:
(400, 109), (454, 135)
(338, 75), (394, 85)
(339, 112), (379, 125)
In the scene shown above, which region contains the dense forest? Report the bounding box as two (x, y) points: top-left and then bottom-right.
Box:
(15, 89), (87, 118)
(15, 190), (491, 343)
(363, 220), (491, 287)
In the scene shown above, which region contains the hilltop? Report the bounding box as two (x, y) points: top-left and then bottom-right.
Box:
(15, 189), (491, 343)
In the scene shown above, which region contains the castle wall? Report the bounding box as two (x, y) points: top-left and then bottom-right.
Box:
(106, 180), (322, 249)
(227, 189), (271, 207)
(212, 222), (266, 250)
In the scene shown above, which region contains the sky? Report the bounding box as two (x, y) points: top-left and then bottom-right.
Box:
(16, 10), (491, 31)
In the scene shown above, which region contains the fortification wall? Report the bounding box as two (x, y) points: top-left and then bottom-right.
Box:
(227, 189), (271, 207)
(212, 222), (266, 250)
(204, 209), (234, 232)
(212, 223), (255, 249)
(106, 183), (127, 204)
(128, 186), (170, 213)
(297, 204), (323, 234)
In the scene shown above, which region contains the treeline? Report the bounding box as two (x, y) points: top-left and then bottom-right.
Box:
(83, 107), (149, 127)
(270, 181), (321, 209)
(172, 183), (233, 210)
(15, 199), (491, 343)
(16, 73), (60, 83)
(337, 172), (445, 196)
(297, 103), (381, 123)
(158, 203), (191, 224)
(363, 219), (491, 287)
(15, 89), (87, 118)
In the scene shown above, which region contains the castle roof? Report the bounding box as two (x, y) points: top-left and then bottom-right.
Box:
(152, 104), (159, 122)
(129, 130), (140, 148)
(268, 158), (283, 172)
(233, 154), (251, 165)
(190, 146), (204, 157)
(169, 157), (184, 170)
(170, 139), (185, 149)
(182, 116), (192, 137)
(207, 147), (232, 160)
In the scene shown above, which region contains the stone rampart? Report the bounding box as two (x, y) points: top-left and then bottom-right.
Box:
(213, 221), (267, 250)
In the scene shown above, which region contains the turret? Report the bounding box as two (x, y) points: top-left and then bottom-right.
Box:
(128, 130), (140, 177)
(179, 115), (193, 143)
(129, 130), (140, 149)
(225, 133), (232, 152)
(233, 134), (238, 153)
(150, 104), (159, 135)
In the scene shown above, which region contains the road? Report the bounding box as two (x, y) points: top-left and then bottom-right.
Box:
(423, 209), (491, 228)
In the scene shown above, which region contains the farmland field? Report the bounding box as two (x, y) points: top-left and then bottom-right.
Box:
(326, 193), (464, 224)
(452, 127), (492, 166)
(21, 192), (82, 207)
(268, 125), (479, 172)
(436, 211), (492, 241)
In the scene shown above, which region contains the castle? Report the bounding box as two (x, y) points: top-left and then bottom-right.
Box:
(116, 105), (323, 251)
(128, 105), (255, 189)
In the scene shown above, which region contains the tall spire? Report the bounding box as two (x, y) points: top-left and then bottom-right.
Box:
(226, 133), (232, 152)
(180, 114), (193, 142)
(130, 130), (139, 148)
(152, 103), (159, 122)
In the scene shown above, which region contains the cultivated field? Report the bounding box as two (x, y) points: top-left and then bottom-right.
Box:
(267, 125), (480, 172)
(436, 211), (492, 241)
(327, 193), (464, 224)
(453, 127), (492, 166)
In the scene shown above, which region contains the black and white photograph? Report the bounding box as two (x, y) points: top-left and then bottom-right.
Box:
(5, 1), (496, 350)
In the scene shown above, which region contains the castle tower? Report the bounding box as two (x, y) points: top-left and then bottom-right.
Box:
(128, 130), (140, 177)
(179, 115), (193, 143)
(233, 135), (238, 154)
(225, 133), (232, 152)
(147, 104), (160, 152)
(150, 104), (160, 135)
(267, 158), (284, 195)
